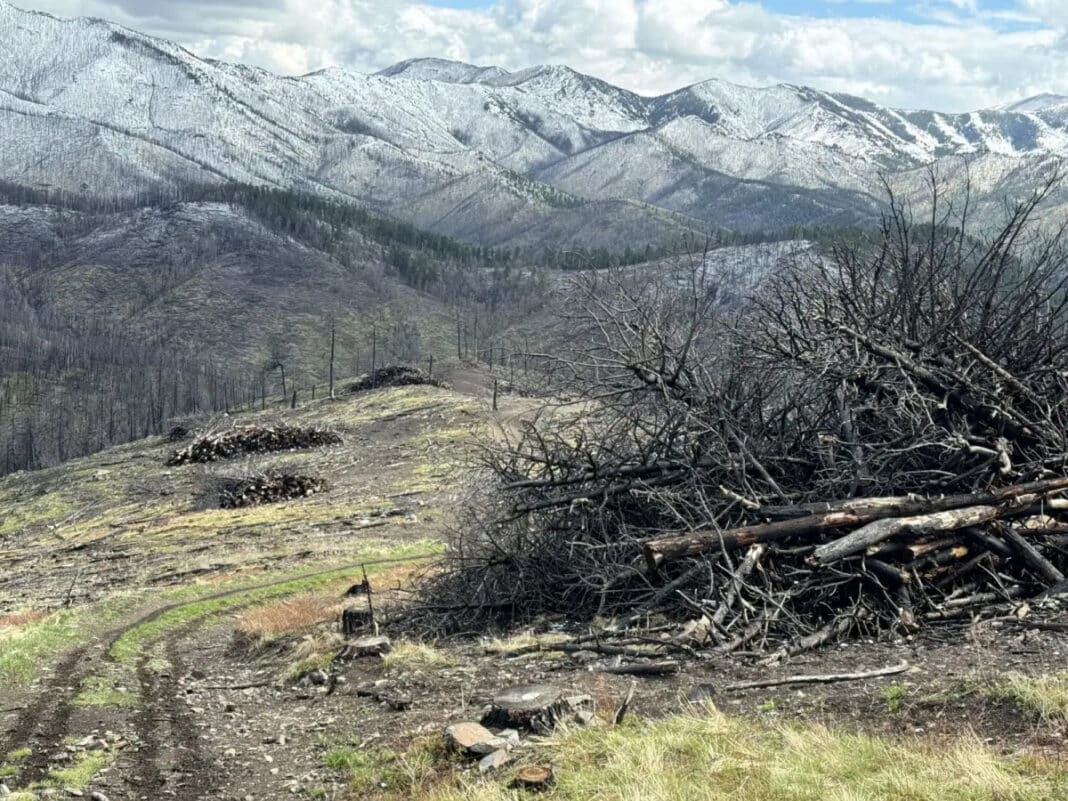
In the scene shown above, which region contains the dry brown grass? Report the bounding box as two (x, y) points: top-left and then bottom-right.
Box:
(0, 609), (47, 628)
(236, 591), (345, 640)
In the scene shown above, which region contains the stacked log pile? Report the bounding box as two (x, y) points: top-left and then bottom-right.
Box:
(167, 425), (341, 465)
(218, 472), (328, 508)
(421, 176), (1068, 656)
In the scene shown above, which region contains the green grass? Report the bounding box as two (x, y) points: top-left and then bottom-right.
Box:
(0, 747), (31, 779)
(286, 652), (335, 682)
(35, 746), (116, 791)
(110, 541), (438, 664)
(986, 673), (1068, 725)
(423, 705), (1068, 801)
(73, 672), (138, 708)
(0, 595), (139, 686)
(65, 543), (440, 708)
(0, 549), (423, 689)
(881, 683), (908, 714)
(323, 737), (447, 798)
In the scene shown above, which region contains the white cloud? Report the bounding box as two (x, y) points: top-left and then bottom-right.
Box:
(13, 0), (1068, 111)
(1020, 0), (1068, 26)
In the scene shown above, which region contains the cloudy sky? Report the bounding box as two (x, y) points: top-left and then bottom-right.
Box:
(15, 0), (1068, 111)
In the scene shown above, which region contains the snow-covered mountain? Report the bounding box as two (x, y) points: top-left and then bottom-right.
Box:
(0, 0), (1065, 244)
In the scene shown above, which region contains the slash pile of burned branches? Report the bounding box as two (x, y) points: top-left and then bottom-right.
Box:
(166, 424), (341, 465)
(347, 365), (442, 393)
(218, 471), (328, 508)
(418, 170), (1068, 656)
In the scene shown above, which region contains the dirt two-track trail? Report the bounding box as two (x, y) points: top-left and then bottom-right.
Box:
(0, 557), (432, 799)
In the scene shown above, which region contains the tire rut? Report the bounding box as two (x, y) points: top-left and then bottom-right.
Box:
(126, 626), (216, 800)
(0, 643), (99, 785)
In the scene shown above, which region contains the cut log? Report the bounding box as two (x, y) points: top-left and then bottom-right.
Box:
(599, 661), (680, 677)
(644, 477), (1068, 567)
(811, 505), (1019, 565)
(724, 662), (909, 691)
(1001, 528), (1066, 583)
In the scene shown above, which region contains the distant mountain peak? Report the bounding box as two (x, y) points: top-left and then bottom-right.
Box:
(376, 57), (508, 84)
(1000, 93), (1068, 113)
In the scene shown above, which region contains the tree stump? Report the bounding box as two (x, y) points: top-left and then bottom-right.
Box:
(481, 684), (593, 732)
(340, 607), (372, 637)
(335, 635), (391, 660)
(512, 765), (554, 791)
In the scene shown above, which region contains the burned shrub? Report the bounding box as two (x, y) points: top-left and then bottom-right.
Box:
(166, 423), (192, 442)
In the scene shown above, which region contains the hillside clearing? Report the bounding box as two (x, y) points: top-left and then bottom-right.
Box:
(1, 375), (1065, 800)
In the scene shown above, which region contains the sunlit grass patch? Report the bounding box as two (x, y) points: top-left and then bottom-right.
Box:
(986, 673), (1068, 725)
(381, 641), (458, 670)
(423, 705), (1068, 801)
(0, 608), (47, 629)
(236, 590), (345, 641)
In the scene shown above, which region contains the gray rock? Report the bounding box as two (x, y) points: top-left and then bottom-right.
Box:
(478, 749), (511, 774)
(467, 737), (508, 756)
(497, 729), (521, 748)
(0, 783), (12, 797)
(444, 722), (504, 757)
(306, 669), (329, 686)
(90, 793), (111, 801)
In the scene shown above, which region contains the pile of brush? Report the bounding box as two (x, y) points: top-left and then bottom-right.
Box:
(422, 176), (1068, 655)
(167, 425), (341, 465)
(219, 471), (328, 508)
(347, 365), (441, 393)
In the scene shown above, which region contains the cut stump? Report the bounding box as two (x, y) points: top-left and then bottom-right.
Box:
(513, 765), (554, 791)
(481, 684), (593, 732)
(335, 635), (392, 660)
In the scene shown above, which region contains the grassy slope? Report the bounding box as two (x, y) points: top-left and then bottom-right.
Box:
(0, 380), (488, 685)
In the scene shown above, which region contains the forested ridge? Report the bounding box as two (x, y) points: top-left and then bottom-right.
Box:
(0, 180), (817, 476)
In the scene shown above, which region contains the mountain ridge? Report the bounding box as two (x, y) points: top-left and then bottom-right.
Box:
(0, 0), (1066, 241)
